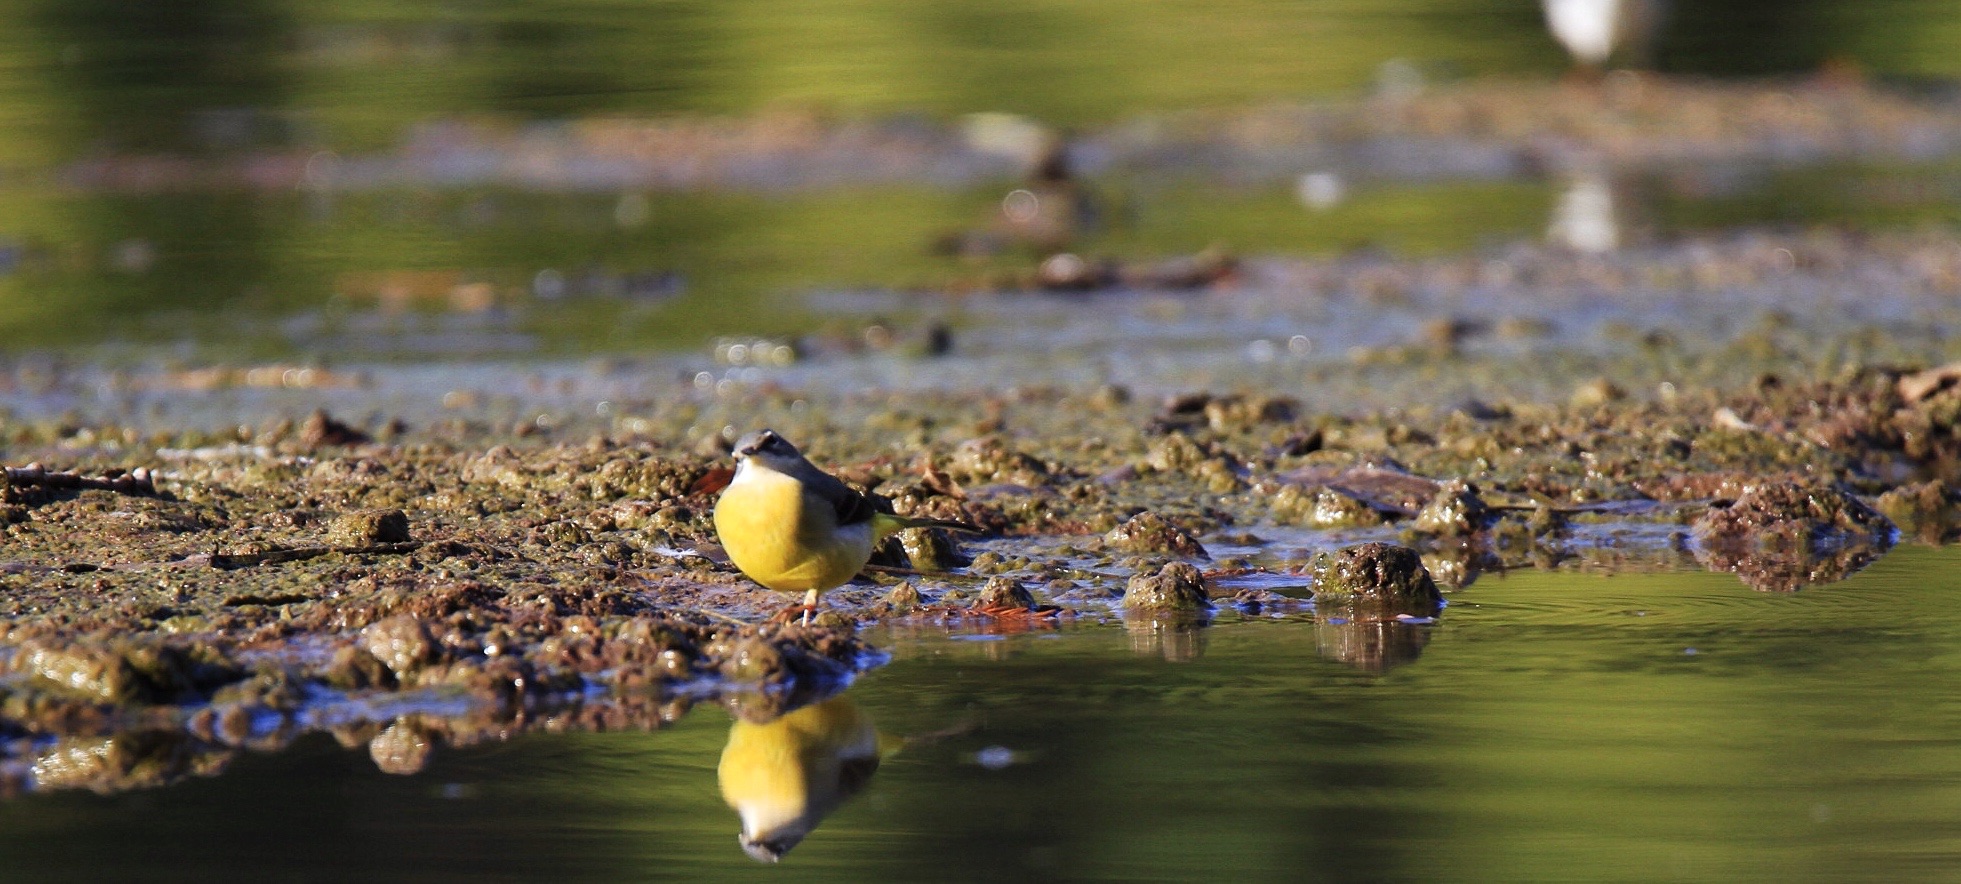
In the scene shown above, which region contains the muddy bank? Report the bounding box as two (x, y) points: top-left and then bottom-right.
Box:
(3, 348), (1960, 792)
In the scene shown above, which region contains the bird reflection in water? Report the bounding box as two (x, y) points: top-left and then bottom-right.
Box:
(718, 695), (895, 863)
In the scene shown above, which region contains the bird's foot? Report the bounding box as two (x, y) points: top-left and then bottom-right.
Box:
(766, 603), (821, 626)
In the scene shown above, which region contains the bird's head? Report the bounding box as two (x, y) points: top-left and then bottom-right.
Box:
(738, 829), (808, 864)
(732, 429), (805, 473)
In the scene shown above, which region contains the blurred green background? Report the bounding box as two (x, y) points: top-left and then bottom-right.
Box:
(0, 0), (1956, 356)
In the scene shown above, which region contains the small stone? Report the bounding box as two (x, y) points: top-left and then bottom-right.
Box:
(1689, 482), (1896, 591)
(947, 437), (1049, 485)
(1145, 433), (1208, 472)
(1270, 484), (1386, 529)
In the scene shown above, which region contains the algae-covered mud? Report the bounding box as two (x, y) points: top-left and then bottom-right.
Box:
(4, 329), (1961, 797)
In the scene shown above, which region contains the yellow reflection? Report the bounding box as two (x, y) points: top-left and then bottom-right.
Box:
(717, 695), (895, 863)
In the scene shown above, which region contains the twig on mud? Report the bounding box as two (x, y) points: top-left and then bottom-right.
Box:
(209, 541), (422, 569)
(4, 463), (157, 496)
(664, 606), (753, 628)
(862, 563), (987, 582)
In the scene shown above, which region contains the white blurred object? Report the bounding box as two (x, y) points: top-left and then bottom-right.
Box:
(1547, 173), (1619, 253)
(1375, 58), (1425, 101)
(960, 112), (1053, 167)
(1296, 171), (1346, 211)
(1542, 0), (1665, 68)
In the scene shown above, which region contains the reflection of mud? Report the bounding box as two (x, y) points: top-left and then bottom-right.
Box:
(1313, 620), (1433, 674)
(10, 731), (231, 797)
(718, 696), (885, 863)
(1124, 614), (1210, 662)
(1691, 540), (1888, 593)
(1310, 543), (1444, 673)
(0, 619), (877, 797)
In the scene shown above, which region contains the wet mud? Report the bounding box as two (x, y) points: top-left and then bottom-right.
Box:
(5, 351), (1959, 796)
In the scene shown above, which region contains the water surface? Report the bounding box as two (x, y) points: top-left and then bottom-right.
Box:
(3, 545), (1956, 881)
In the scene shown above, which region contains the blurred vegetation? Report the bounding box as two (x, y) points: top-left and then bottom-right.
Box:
(3, 0), (1958, 155)
(0, 0), (1958, 356)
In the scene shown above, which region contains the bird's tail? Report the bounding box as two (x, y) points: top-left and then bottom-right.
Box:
(870, 512), (981, 540)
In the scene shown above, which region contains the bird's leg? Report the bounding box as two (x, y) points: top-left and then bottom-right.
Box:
(801, 589), (818, 626)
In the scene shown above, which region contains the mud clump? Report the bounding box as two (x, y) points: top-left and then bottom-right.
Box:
(1310, 543), (1443, 617)
(1411, 479), (1490, 537)
(300, 410), (372, 449)
(1267, 484), (1387, 529)
(326, 645), (397, 690)
(1875, 481), (1960, 543)
(945, 437), (1050, 486)
(710, 624), (872, 723)
(977, 577), (1037, 609)
(1691, 483), (1895, 591)
(14, 640), (241, 705)
(1123, 562), (1211, 614)
(327, 509), (411, 546)
(891, 527), (966, 572)
(883, 582), (924, 613)
(1105, 511), (1208, 558)
(361, 615), (442, 677)
(1691, 483), (1893, 551)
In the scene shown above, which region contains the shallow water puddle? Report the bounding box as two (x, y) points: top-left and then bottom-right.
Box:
(0, 544), (1956, 879)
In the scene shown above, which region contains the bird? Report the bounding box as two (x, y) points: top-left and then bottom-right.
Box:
(717, 695), (899, 863)
(713, 429), (977, 622)
(1542, 0), (1664, 72)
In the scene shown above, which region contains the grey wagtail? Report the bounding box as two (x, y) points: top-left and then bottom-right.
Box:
(718, 695), (899, 862)
(713, 429), (976, 621)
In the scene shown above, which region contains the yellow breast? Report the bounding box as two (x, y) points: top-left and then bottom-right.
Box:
(714, 467), (874, 593)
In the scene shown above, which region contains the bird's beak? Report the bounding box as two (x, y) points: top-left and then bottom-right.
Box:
(740, 835), (789, 863)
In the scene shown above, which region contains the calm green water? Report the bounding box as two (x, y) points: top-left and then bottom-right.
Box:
(4, 546), (1958, 881)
